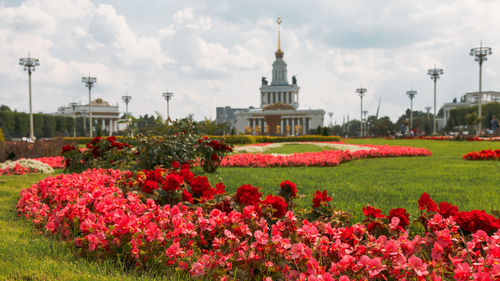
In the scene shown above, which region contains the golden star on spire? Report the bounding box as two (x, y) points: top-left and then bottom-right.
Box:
(275, 17), (284, 58)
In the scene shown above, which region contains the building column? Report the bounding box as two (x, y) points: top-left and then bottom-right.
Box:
(101, 119), (105, 131)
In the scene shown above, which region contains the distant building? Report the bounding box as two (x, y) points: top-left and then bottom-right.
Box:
(437, 91), (500, 129)
(234, 19), (324, 135)
(55, 98), (120, 133)
(216, 106), (248, 130)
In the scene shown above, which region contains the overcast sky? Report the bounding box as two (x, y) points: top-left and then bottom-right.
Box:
(1, 0), (500, 123)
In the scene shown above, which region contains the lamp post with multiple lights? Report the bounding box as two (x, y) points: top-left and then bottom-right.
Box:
(470, 42), (492, 133)
(356, 87), (367, 137)
(406, 90), (417, 131)
(162, 91), (174, 124)
(82, 74), (97, 138)
(69, 102), (78, 138)
(122, 95), (132, 117)
(427, 67), (443, 135)
(19, 54), (40, 141)
(328, 112), (333, 127)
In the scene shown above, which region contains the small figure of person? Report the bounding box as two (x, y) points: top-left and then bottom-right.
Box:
(491, 115), (499, 132)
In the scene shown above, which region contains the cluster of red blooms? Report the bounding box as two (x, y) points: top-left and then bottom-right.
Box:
(33, 156), (66, 169)
(404, 136), (455, 140)
(197, 137), (233, 161)
(417, 192), (500, 233)
(86, 136), (131, 158)
(0, 163), (37, 175)
(463, 149), (500, 161)
(221, 143), (431, 167)
(134, 161), (225, 203)
(17, 170), (500, 280)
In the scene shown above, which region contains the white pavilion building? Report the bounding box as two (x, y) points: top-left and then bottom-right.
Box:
(235, 18), (324, 135)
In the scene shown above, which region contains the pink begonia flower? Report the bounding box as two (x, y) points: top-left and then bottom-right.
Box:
(454, 262), (471, 280)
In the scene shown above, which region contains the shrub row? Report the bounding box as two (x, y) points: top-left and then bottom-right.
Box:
(0, 138), (76, 162)
(208, 135), (342, 144)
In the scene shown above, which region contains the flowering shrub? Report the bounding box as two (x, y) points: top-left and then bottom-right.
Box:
(62, 136), (132, 173)
(196, 137), (233, 173)
(463, 149), (500, 160)
(17, 166), (500, 280)
(222, 144), (431, 167)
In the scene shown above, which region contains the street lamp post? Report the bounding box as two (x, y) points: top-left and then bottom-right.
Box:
(121, 95), (132, 117)
(19, 54), (40, 141)
(162, 91), (174, 124)
(82, 75), (97, 138)
(470, 42), (492, 134)
(356, 87), (367, 137)
(362, 110), (368, 136)
(328, 112), (333, 127)
(427, 67), (444, 135)
(406, 90), (417, 131)
(69, 102), (78, 138)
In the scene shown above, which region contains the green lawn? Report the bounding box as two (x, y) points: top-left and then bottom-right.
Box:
(259, 143), (334, 154)
(0, 174), (186, 281)
(1, 139), (499, 280)
(207, 139), (500, 221)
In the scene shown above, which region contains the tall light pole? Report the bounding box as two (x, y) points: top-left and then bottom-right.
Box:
(406, 90), (417, 131)
(82, 74), (97, 138)
(362, 110), (368, 136)
(328, 112), (333, 127)
(121, 95), (132, 117)
(19, 54), (39, 141)
(470, 42), (492, 134)
(69, 102), (78, 138)
(427, 67), (443, 135)
(162, 91), (174, 124)
(356, 87), (367, 137)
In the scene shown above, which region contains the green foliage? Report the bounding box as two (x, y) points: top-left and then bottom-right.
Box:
(62, 137), (133, 173)
(0, 110), (76, 139)
(0, 128), (4, 143)
(206, 139), (500, 222)
(447, 102), (500, 130)
(255, 135), (342, 143)
(128, 120), (201, 170)
(207, 135), (257, 144)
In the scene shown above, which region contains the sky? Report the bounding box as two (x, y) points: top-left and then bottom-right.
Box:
(1, 0), (500, 124)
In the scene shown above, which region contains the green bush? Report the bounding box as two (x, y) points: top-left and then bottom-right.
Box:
(207, 135), (256, 144)
(447, 102), (500, 130)
(255, 135), (342, 143)
(0, 128), (4, 143)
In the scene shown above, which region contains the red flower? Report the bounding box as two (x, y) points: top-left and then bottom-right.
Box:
(235, 184), (262, 206)
(171, 161), (180, 169)
(163, 173), (184, 192)
(214, 199), (232, 214)
(280, 180), (297, 198)
(312, 190), (332, 208)
(106, 136), (117, 142)
(61, 145), (76, 154)
(438, 201), (459, 218)
(262, 195), (288, 218)
(363, 205), (385, 219)
(210, 153), (219, 161)
(181, 163), (190, 170)
(387, 208), (410, 229)
(456, 210), (500, 233)
(418, 192), (438, 212)
(142, 180), (158, 193)
(182, 189), (194, 203)
(190, 176), (214, 199)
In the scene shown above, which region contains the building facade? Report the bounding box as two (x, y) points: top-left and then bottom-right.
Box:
(437, 91), (500, 129)
(55, 98), (120, 134)
(234, 18), (324, 135)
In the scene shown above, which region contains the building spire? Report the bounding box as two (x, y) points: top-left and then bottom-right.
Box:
(275, 17), (284, 58)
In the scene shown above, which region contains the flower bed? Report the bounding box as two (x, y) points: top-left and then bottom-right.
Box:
(17, 167), (500, 280)
(463, 149), (500, 160)
(33, 156), (65, 168)
(222, 143), (431, 167)
(0, 159), (54, 175)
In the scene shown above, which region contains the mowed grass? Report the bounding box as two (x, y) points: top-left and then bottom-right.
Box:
(208, 139), (500, 221)
(0, 173), (187, 280)
(0, 139), (499, 280)
(261, 143), (334, 154)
